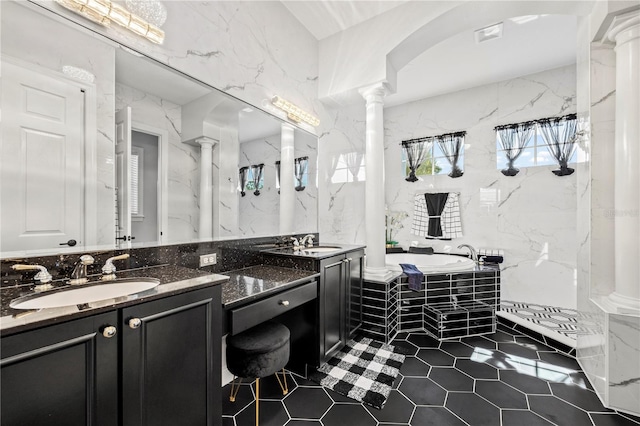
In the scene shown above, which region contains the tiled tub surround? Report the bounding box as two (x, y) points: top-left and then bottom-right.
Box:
(360, 266), (500, 343)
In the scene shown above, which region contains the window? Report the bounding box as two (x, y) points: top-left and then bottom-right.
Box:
(330, 152), (365, 183)
(400, 141), (465, 177)
(244, 166), (264, 192)
(496, 122), (578, 170)
(130, 146), (143, 218)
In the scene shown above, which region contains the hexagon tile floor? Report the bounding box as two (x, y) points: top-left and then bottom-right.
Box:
(221, 325), (640, 426)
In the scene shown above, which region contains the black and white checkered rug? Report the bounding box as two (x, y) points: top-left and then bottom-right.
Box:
(308, 336), (406, 410)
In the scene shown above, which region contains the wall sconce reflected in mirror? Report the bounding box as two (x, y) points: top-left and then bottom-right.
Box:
(55, 0), (165, 44)
(271, 96), (320, 127)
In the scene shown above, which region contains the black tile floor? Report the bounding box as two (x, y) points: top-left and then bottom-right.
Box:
(221, 324), (640, 425)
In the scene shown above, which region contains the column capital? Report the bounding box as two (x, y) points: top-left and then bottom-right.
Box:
(606, 10), (640, 46)
(195, 137), (217, 148)
(359, 82), (390, 105)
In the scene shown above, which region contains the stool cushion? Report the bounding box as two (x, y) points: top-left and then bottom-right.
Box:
(226, 321), (290, 379)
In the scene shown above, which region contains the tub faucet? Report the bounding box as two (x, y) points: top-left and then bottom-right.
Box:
(70, 255), (95, 285)
(457, 244), (478, 263)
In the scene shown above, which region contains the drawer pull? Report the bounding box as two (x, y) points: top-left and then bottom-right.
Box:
(102, 325), (117, 338)
(128, 318), (142, 329)
(279, 300), (290, 307)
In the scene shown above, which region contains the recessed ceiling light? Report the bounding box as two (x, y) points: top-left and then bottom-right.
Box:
(474, 22), (503, 43)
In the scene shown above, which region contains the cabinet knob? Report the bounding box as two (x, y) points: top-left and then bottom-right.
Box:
(128, 318), (142, 329)
(347, 258), (353, 262)
(279, 300), (290, 307)
(102, 325), (117, 338)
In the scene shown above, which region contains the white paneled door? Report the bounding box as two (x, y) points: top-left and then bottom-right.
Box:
(1, 61), (85, 254)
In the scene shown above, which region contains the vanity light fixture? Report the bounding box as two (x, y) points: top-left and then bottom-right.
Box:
(55, 0), (165, 44)
(271, 96), (320, 127)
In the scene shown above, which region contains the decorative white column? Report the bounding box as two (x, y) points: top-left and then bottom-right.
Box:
(360, 83), (392, 279)
(609, 13), (640, 310)
(279, 123), (296, 235)
(197, 137), (216, 240)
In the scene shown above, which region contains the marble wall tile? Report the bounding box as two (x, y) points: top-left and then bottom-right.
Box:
(318, 103), (367, 244)
(608, 313), (640, 413)
(383, 66), (578, 314)
(239, 134), (281, 236)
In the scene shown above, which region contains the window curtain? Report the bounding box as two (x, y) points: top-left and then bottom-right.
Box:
(495, 122), (535, 176)
(239, 166), (249, 197)
(345, 152), (364, 182)
(538, 114), (578, 176)
(275, 161), (281, 194)
(401, 138), (433, 182)
(437, 132), (465, 178)
(294, 156), (308, 191)
(251, 163), (264, 196)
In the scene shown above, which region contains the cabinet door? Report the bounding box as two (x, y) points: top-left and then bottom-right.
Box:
(320, 255), (346, 361)
(1, 312), (118, 426)
(121, 286), (222, 426)
(346, 250), (364, 337)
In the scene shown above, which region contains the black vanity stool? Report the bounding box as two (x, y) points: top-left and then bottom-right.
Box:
(226, 321), (290, 426)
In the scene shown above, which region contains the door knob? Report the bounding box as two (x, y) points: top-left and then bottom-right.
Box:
(102, 325), (117, 338)
(128, 318), (142, 329)
(60, 239), (77, 246)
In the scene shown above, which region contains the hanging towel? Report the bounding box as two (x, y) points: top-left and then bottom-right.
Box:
(411, 192), (463, 239)
(399, 263), (423, 292)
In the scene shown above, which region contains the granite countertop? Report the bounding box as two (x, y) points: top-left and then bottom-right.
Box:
(221, 265), (320, 308)
(260, 243), (365, 259)
(0, 264), (229, 336)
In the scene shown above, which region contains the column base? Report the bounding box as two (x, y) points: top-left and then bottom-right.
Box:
(608, 291), (640, 311)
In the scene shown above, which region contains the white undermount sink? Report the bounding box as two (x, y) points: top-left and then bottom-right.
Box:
(10, 278), (160, 310)
(300, 246), (342, 253)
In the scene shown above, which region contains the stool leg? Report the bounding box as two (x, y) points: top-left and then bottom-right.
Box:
(229, 377), (242, 402)
(275, 369), (288, 395)
(255, 378), (260, 426)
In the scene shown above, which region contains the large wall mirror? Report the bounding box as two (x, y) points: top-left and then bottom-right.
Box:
(0, 1), (318, 258)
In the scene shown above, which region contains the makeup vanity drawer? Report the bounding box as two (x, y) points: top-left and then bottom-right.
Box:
(229, 280), (317, 335)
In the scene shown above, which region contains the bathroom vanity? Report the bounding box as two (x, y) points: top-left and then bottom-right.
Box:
(0, 240), (365, 425)
(260, 245), (365, 363)
(0, 266), (228, 426)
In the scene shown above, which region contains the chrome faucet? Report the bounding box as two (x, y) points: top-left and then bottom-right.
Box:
(70, 255), (95, 285)
(101, 253), (130, 280)
(290, 237), (301, 249)
(457, 244), (478, 263)
(300, 234), (315, 247)
(11, 264), (53, 291)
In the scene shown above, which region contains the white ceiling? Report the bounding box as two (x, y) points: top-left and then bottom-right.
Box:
(281, 1), (408, 40)
(282, 2), (577, 107)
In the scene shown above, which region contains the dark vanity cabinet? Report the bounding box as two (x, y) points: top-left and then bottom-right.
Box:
(121, 286), (222, 426)
(0, 286), (222, 426)
(319, 249), (364, 362)
(1, 312), (119, 426)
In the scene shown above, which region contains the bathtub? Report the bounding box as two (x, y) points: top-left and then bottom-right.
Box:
(386, 253), (476, 274)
